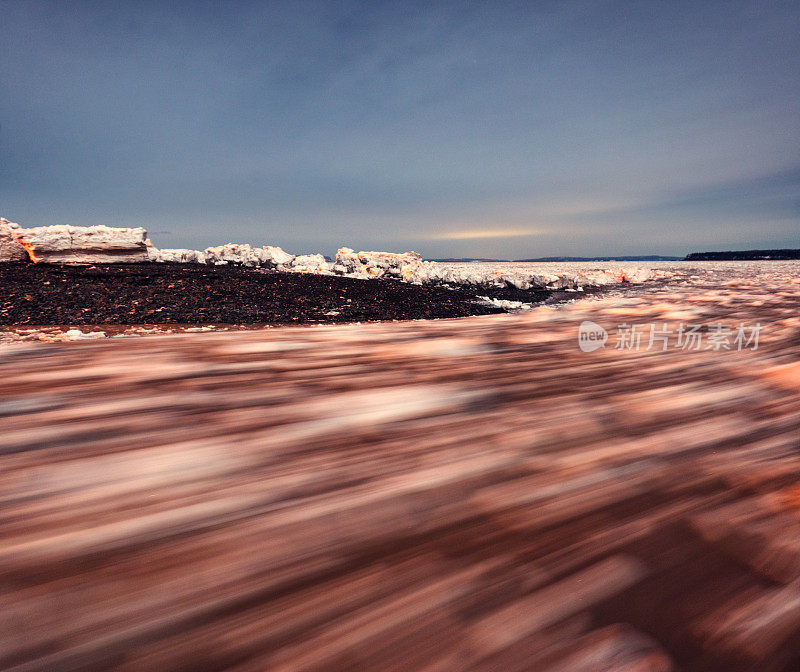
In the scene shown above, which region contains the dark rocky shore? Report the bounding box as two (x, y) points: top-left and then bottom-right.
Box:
(0, 262), (512, 325)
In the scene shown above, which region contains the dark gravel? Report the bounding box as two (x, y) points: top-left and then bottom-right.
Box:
(0, 262), (508, 325)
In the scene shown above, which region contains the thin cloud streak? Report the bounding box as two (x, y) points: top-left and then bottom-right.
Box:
(424, 228), (544, 240)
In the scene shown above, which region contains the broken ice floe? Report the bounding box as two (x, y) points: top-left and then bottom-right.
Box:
(0, 218), (28, 262)
(10, 223), (149, 263)
(476, 297), (535, 312)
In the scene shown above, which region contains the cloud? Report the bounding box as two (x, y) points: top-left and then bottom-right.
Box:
(424, 228), (544, 240)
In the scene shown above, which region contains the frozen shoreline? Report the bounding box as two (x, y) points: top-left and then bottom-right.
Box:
(3, 259), (798, 345)
(2, 218), (672, 293)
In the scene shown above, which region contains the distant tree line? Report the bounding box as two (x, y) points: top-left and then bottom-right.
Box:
(684, 249), (800, 261)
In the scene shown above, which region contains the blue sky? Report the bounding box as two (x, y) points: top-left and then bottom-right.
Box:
(2, 0), (798, 257)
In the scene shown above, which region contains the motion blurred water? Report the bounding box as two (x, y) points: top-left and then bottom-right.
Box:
(1, 260), (799, 671)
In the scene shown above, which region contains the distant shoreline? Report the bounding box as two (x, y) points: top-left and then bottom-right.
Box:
(428, 256), (683, 262)
(430, 250), (800, 262)
(683, 249), (800, 261)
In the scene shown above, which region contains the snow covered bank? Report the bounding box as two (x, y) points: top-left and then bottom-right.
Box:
(2, 217), (669, 293)
(152, 242), (669, 291)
